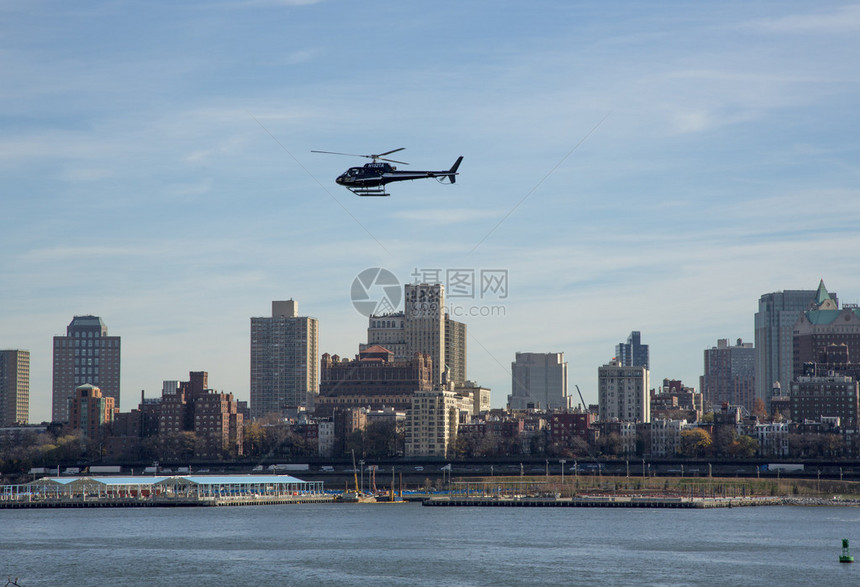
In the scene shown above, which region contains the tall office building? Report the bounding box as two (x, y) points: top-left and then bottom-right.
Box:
(404, 283), (446, 386)
(364, 283), (466, 387)
(508, 352), (570, 410)
(598, 359), (650, 423)
(52, 316), (121, 423)
(615, 331), (649, 369)
(0, 350), (29, 426)
(700, 339), (755, 412)
(444, 315), (467, 387)
(754, 283), (829, 405)
(250, 300), (319, 419)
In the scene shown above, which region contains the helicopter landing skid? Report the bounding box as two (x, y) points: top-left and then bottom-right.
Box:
(348, 186), (389, 197)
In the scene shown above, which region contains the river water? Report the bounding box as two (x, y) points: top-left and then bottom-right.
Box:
(1, 504), (858, 586)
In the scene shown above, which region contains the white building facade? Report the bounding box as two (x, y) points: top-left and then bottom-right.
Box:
(650, 419), (687, 458)
(755, 422), (789, 458)
(598, 359), (650, 423)
(405, 389), (463, 458)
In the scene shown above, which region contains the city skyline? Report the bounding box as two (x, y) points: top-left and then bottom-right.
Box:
(4, 279), (843, 423)
(3, 2), (860, 421)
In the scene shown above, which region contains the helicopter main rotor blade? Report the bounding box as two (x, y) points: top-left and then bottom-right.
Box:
(311, 150), (371, 159)
(311, 148), (407, 162)
(377, 148), (406, 157)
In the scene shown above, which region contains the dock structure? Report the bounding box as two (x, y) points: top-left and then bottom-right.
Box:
(423, 495), (781, 508)
(0, 474), (334, 509)
(420, 480), (781, 508)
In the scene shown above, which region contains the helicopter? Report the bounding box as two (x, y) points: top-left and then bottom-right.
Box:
(312, 148), (463, 196)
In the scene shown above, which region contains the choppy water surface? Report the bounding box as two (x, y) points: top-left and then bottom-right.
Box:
(1, 504), (859, 586)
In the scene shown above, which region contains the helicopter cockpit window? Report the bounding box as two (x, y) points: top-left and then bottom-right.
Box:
(348, 168), (359, 176)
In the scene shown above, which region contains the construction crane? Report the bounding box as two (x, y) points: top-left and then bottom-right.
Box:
(575, 385), (588, 412)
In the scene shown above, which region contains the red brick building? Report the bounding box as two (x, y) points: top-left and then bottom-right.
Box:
(316, 347), (433, 416)
(790, 375), (860, 430)
(548, 412), (595, 446)
(158, 371), (244, 458)
(69, 384), (116, 452)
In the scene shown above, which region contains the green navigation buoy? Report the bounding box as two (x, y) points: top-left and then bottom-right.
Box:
(840, 539), (854, 563)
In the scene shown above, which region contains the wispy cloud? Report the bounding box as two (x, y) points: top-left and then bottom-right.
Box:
(21, 244), (169, 262)
(59, 167), (113, 182)
(241, 0), (325, 6)
(282, 49), (319, 64)
(390, 208), (505, 225)
(744, 5), (860, 34)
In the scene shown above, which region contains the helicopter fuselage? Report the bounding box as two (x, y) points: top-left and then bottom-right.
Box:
(334, 156), (463, 196)
(313, 148), (462, 196)
(336, 162), (397, 188)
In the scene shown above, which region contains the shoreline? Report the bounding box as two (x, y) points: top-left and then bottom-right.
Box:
(2, 492), (858, 509)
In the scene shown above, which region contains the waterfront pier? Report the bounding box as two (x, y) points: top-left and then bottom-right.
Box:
(423, 495), (781, 508)
(421, 479), (782, 508)
(0, 474), (334, 509)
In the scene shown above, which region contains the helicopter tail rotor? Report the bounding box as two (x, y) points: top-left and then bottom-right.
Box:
(447, 156), (463, 184)
(435, 156), (463, 184)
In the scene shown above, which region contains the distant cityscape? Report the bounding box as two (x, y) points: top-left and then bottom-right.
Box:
(2, 279), (860, 469)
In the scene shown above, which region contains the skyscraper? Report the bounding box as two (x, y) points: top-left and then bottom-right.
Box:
(700, 338), (755, 412)
(444, 314), (467, 387)
(508, 352), (569, 410)
(404, 283), (446, 386)
(52, 316), (121, 423)
(364, 283), (467, 387)
(615, 331), (649, 370)
(754, 284), (827, 405)
(0, 350), (29, 426)
(250, 300), (319, 419)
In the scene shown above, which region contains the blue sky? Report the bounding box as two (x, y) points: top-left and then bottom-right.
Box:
(3, 1), (860, 422)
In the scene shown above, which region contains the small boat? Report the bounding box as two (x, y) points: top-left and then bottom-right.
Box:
(339, 450), (377, 503)
(367, 470), (406, 503)
(339, 491), (377, 504)
(375, 487), (406, 504)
